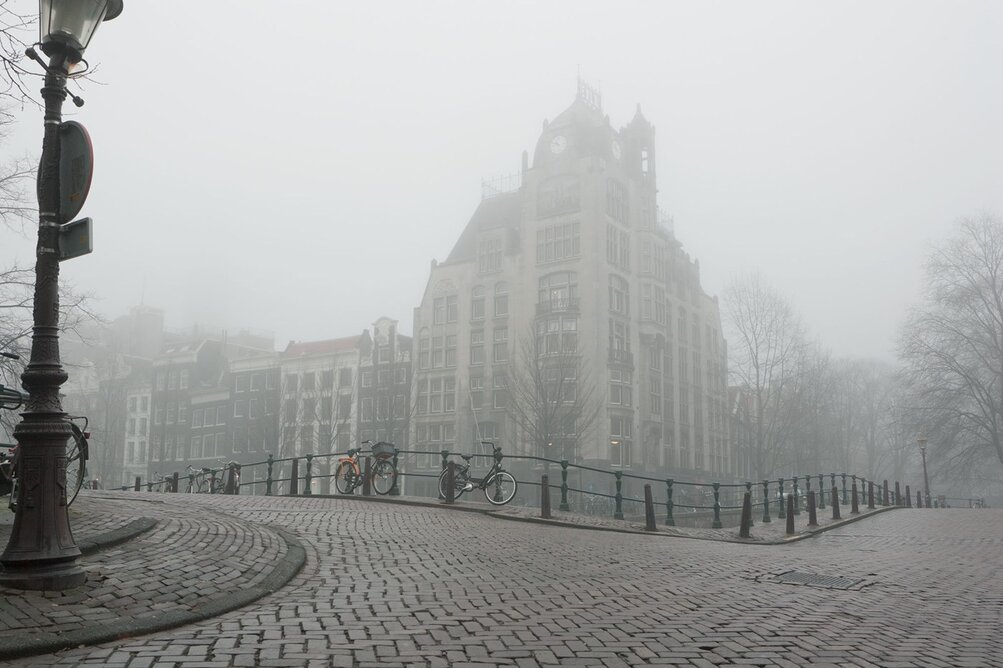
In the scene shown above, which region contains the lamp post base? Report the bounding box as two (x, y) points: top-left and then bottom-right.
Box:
(0, 560), (85, 590)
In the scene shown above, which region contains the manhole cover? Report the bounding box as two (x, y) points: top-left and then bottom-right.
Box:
(773, 571), (863, 589)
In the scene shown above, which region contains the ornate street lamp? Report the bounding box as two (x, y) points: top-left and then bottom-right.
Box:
(0, 0), (122, 591)
(917, 434), (932, 509)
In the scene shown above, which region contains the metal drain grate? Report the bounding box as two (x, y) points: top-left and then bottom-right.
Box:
(773, 571), (863, 589)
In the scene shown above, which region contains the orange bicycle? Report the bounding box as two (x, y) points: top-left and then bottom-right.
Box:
(334, 441), (396, 495)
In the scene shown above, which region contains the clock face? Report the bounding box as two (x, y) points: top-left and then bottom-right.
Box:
(550, 135), (567, 155)
(611, 140), (622, 160)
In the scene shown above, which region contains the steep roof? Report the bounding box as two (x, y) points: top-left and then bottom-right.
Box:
(444, 191), (521, 264)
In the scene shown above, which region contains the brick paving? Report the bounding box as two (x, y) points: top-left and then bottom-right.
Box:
(1, 492), (1001, 667)
(0, 491), (290, 655)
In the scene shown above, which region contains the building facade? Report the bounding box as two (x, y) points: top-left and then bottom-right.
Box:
(412, 83), (732, 495)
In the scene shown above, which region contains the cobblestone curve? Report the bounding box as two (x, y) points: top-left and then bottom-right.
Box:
(2, 494), (1001, 667)
(0, 491), (289, 657)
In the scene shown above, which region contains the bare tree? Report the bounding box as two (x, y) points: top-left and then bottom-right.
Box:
(723, 273), (807, 480)
(506, 325), (601, 467)
(900, 214), (1003, 476)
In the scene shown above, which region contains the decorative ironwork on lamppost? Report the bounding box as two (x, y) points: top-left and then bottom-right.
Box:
(0, 0), (122, 591)
(917, 434), (932, 509)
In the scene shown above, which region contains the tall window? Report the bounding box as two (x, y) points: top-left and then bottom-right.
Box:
(494, 282), (509, 317)
(446, 295), (458, 323)
(606, 225), (630, 269)
(609, 369), (632, 406)
(445, 335), (457, 368)
(418, 329), (430, 369)
(469, 375), (484, 409)
(471, 286), (485, 320)
(609, 416), (632, 467)
(492, 327), (508, 363)
(479, 237), (502, 274)
(609, 274), (629, 315)
(536, 221), (581, 264)
(606, 178), (628, 224)
(470, 329), (485, 366)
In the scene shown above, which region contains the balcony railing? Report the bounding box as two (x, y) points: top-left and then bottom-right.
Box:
(536, 298), (580, 316)
(608, 348), (634, 366)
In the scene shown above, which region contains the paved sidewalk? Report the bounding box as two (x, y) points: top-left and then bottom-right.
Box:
(1, 491), (1000, 667)
(0, 492), (304, 660)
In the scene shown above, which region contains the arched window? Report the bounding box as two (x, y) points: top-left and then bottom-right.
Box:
(538, 272), (578, 311)
(494, 282), (509, 317)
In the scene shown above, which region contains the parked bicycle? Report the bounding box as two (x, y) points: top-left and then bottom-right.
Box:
(186, 464), (224, 494)
(437, 442), (517, 505)
(1, 351), (88, 510)
(334, 441), (397, 495)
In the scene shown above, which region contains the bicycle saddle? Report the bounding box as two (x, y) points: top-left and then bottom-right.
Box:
(460, 454), (474, 461)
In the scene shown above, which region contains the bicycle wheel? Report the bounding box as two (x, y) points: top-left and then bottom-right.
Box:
(438, 466), (468, 500)
(484, 471), (517, 505)
(65, 425), (86, 506)
(371, 458), (396, 495)
(334, 461), (356, 494)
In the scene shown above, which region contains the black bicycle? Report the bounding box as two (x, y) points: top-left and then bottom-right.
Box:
(334, 441), (398, 495)
(2, 351), (88, 509)
(437, 442), (517, 505)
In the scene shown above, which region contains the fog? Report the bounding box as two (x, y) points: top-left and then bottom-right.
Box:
(3, 0), (1002, 358)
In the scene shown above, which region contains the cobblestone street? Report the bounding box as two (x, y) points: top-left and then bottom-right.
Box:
(2, 492), (1001, 667)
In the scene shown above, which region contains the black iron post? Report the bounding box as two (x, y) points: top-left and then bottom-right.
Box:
(777, 478), (785, 519)
(613, 471), (624, 520)
(665, 479), (675, 526)
(712, 482), (722, 529)
(761, 480), (771, 523)
(559, 459), (570, 512)
(0, 54), (84, 591)
(792, 476), (800, 515)
(817, 474), (825, 509)
(389, 447), (400, 496)
(919, 438), (932, 509)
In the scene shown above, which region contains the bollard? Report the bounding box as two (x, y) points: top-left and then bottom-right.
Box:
(559, 460), (570, 512)
(841, 473), (848, 504)
(304, 454), (313, 496)
(666, 479), (675, 526)
(868, 481), (875, 509)
(792, 476), (800, 515)
(614, 471), (624, 520)
(745, 482), (754, 527)
(761, 480), (771, 523)
(738, 492), (753, 538)
(807, 490), (818, 527)
(541, 475), (551, 519)
(883, 480), (889, 506)
(134, 476), (141, 492)
(817, 474), (825, 510)
(712, 482), (723, 529)
(362, 457), (372, 496)
(643, 484), (656, 532)
(851, 482), (859, 514)
(172, 472), (179, 493)
(778, 478), (786, 519)
(905, 485), (912, 507)
(289, 458), (300, 496)
(444, 461), (455, 504)
(894, 481), (901, 506)
(266, 454), (274, 496)
(916, 490), (922, 508)
(831, 485), (841, 520)
(785, 495), (795, 535)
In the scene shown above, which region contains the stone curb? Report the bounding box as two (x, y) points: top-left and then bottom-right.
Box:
(77, 517), (158, 556)
(305, 490), (903, 544)
(0, 525), (306, 661)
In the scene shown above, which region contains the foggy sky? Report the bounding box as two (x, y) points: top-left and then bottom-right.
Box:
(3, 0), (1002, 360)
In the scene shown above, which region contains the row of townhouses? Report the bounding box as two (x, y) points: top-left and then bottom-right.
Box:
(61, 85), (745, 494)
